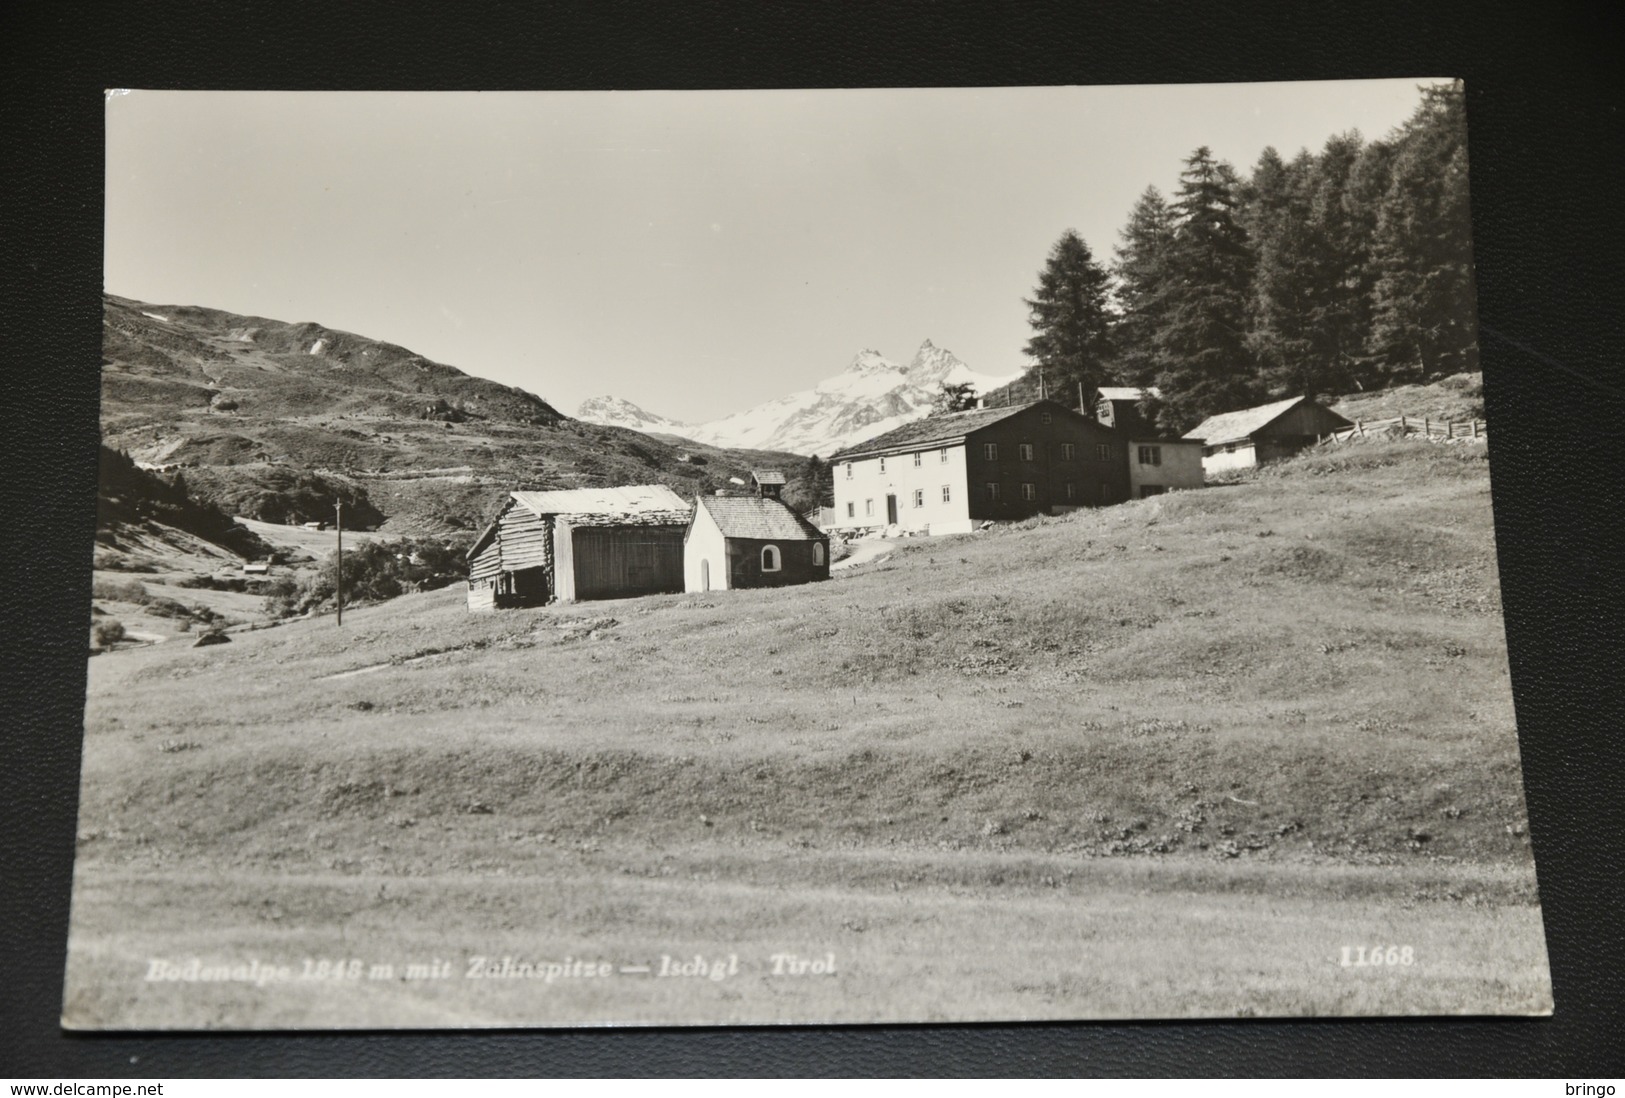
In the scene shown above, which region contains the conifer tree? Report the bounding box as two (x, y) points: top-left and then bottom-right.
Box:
(1244, 146), (1366, 399)
(930, 380), (979, 414)
(1151, 147), (1258, 432)
(1304, 132), (1381, 391)
(1110, 186), (1178, 394)
(1022, 229), (1115, 401)
(1366, 82), (1477, 381)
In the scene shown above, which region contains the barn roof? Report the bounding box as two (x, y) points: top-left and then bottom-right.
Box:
(751, 469), (786, 486)
(830, 401), (1058, 460)
(466, 485), (692, 561)
(698, 495), (825, 541)
(1184, 396), (1346, 446)
(511, 484), (689, 518)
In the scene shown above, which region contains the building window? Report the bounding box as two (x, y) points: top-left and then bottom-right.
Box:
(1138, 445), (1162, 466)
(986, 481), (1000, 501)
(1065, 482), (1077, 501)
(879, 456), (886, 473)
(1020, 482), (1037, 501)
(1095, 444), (1111, 461)
(813, 542), (825, 566)
(866, 499), (874, 516)
(846, 502), (855, 518)
(844, 462), (853, 479)
(941, 485), (951, 503)
(939, 448), (949, 463)
(1060, 443), (1076, 461)
(1018, 442), (1034, 462)
(913, 452), (922, 467)
(913, 488), (924, 507)
(1041, 412), (1052, 424)
(983, 442), (998, 461)
(762, 545), (781, 572)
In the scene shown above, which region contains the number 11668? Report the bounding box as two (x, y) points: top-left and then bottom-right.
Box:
(1340, 945), (1414, 967)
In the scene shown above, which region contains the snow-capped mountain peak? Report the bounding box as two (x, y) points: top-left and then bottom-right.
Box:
(575, 395), (689, 434)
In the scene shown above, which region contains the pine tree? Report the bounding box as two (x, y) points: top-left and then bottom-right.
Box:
(1244, 145), (1369, 400)
(1304, 131), (1381, 391)
(1110, 186), (1178, 393)
(1151, 147), (1259, 432)
(1022, 229), (1115, 401)
(1366, 82), (1477, 381)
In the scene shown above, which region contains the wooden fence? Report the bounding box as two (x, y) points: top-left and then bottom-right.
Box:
(1318, 413), (1487, 446)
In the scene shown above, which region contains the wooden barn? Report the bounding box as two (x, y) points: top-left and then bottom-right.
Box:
(465, 485), (692, 610)
(1185, 396), (1354, 475)
(684, 472), (830, 593)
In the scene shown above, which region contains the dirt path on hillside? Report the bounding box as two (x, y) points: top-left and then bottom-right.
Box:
(832, 538), (895, 572)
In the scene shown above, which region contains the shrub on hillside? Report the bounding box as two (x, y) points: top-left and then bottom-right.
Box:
(92, 578), (150, 604)
(182, 464), (385, 529)
(177, 574), (252, 592)
(264, 535), (470, 618)
(145, 597), (220, 625)
(91, 619), (126, 648)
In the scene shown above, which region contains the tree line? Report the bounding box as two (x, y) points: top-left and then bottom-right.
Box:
(1013, 82), (1474, 434)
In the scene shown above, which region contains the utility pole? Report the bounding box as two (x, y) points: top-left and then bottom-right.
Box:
(1078, 381), (1086, 413)
(1038, 368), (1046, 401)
(335, 500), (344, 627)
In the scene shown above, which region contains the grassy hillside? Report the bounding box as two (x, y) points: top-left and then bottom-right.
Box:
(65, 440), (1549, 1028)
(1331, 372), (1484, 424)
(978, 371), (1485, 435)
(101, 294), (811, 534)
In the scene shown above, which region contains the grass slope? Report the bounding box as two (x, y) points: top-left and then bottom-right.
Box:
(64, 440), (1549, 1028)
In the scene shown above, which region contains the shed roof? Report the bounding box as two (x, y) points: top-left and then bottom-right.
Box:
(511, 484), (689, 518)
(830, 401), (1059, 460)
(698, 495), (825, 541)
(751, 469), (787, 485)
(1185, 396), (1329, 446)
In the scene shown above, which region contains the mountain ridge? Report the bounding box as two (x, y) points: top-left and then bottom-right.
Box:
(98, 294), (818, 537)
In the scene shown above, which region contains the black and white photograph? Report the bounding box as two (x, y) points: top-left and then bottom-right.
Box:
(63, 81), (1553, 1030)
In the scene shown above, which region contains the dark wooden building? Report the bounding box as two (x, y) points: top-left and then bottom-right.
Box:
(827, 400), (1132, 535)
(466, 485), (692, 610)
(684, 472), (830, 592)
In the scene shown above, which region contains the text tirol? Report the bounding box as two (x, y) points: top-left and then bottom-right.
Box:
(770, 952), (837, 976)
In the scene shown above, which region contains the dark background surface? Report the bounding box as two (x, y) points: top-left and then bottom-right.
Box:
(3, 0), (1621, 1077)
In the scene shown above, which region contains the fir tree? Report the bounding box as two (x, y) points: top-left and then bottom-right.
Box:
(931, 381), (979, 414)
(1152, 147), (1258, 432)
(1366, 82), (1477, 381)
(1022, 229), (1115, 401)
(1245, 146), (1349, 399)
(1304, 131), (1381, 391)
(1110, 186), (1178, 393)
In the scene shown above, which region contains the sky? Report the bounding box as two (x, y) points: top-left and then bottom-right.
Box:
(105, 81), (1443, 424)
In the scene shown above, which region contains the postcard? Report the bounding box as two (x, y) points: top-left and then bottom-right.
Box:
(64, 81), (1550, 1028)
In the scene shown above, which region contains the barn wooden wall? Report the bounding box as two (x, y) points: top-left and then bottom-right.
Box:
(565, 524), (685, 601)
